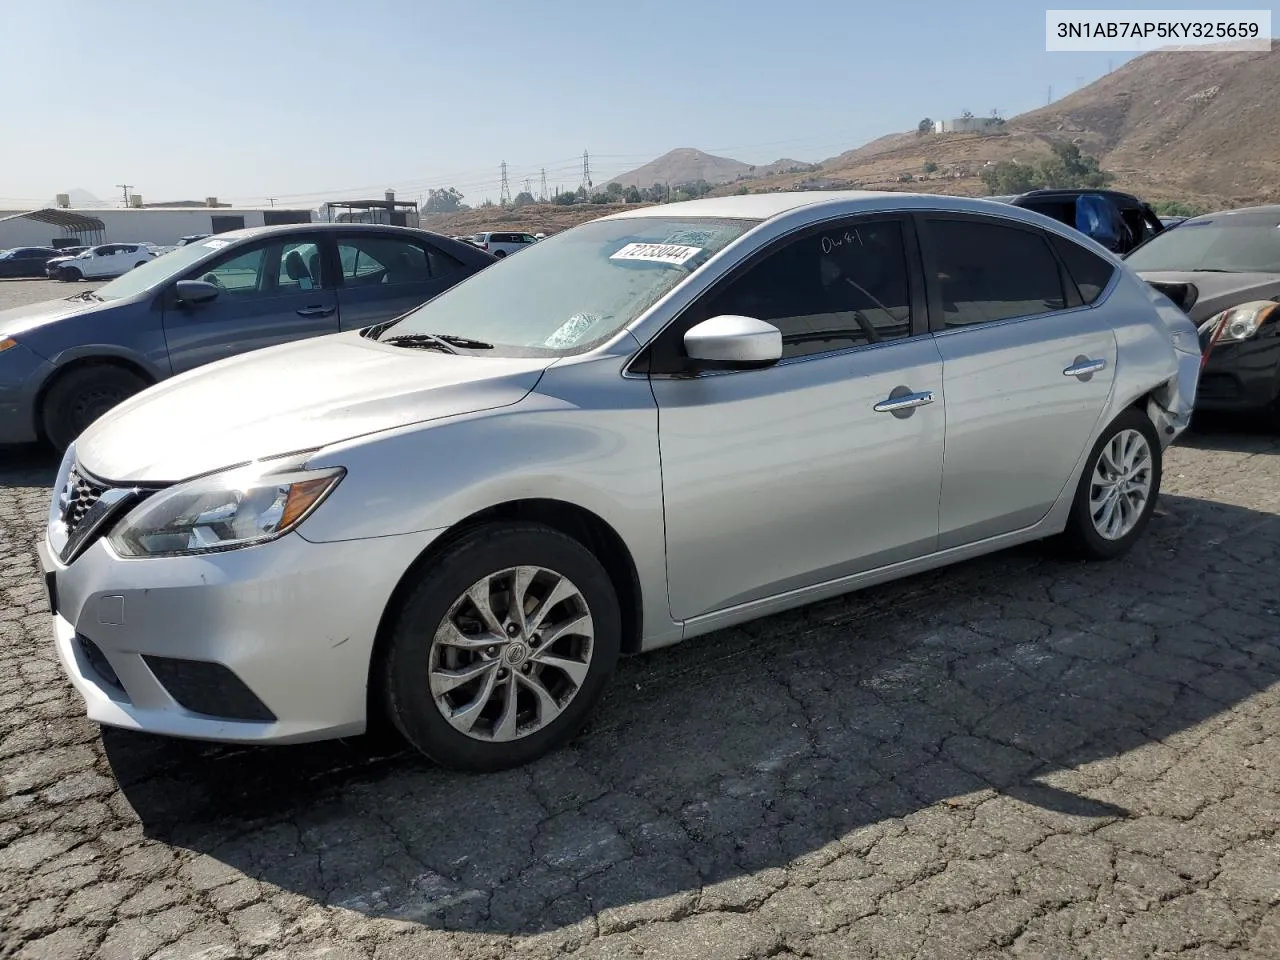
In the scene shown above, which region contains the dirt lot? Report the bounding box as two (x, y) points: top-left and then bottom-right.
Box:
(1, 278), (1279, 959)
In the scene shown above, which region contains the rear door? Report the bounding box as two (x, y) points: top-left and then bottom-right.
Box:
(332, 232), (470, 330)
(916, 212), (1117, 548)
(162, 234), (339, 374)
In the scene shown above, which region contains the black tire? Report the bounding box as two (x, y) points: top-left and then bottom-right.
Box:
(41, 364), (150, 452)
(381, 521), (620, 771)
(1060, 406), (1163, 561)
(58, 266), (82, 282)
(134, 261), (147, 269)
(493, 250), (507, 258)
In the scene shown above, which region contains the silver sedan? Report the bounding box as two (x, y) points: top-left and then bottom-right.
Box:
(39, 191), (1202, 771)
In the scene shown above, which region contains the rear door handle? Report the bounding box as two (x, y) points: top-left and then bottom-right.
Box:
(873, 390), (935, 413)
(1063, 357), (1107, 378)
(297, 305), (336, 318)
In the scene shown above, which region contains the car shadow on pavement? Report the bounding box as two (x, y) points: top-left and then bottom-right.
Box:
(1179, 413), (1280, 456)
(100, 489), (1280, 937)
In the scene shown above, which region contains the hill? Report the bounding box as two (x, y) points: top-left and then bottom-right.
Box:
(604, 148), (753, 188)
(713, 41), (1280, 208)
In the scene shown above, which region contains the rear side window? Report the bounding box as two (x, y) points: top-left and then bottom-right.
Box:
(1050, 233), (1116, 304)
(922, 217), (1066, 328)
(426, 245), (464, 277)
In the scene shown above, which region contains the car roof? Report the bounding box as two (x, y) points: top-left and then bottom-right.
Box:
(1183, 204), (1280, 224)
(201, 222), (462, 243)
(599, 189), (1093, 230)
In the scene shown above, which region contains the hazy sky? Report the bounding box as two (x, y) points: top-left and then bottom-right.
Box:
(1, 0), (1139, 208)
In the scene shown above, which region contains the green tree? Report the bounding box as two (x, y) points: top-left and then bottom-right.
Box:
(1153, 200), (1206, 218)
(922, 161), (939, 174)
(734, 185), (750, 195)
(422, 187), (466, 214)
(553, 191), (576, 206)
(512, 191), (536, 208)
(917, 117), (934, 136)
(606, 182), (624, 197)
(979, 141), (1113, 194)
(623, 185), (642, 203)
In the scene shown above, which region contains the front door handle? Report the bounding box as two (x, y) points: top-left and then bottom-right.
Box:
(873, 389), (935, 414)
(297, 305), (336, 318)
(1063, 357), (1107, 379)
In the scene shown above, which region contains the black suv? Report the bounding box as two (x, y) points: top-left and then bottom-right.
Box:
(992, 189), (1165, 255)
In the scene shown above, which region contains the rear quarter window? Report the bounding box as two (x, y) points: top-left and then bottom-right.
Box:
(1050, 233), (1117, 305)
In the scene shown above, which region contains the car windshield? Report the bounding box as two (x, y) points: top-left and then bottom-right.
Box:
(1125, 213), (1280, 273)
(375, 217), (755, 354)
(89, 238), (228, 301)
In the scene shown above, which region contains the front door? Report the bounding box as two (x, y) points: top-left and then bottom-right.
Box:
(162, 234), (340, 374)
(916, 213), (1118, 548)
(334, 234), (468, 330)
(649, 215), (946, 621)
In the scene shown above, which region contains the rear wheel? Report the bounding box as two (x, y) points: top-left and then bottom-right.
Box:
(58, 266), (82, 282)
(1061, 407), (1162, 560)
(134, 261), (147, 269)
(41, 364), (150, 452)
(493, 250), (507, 259)
(381, 522), (620, 771)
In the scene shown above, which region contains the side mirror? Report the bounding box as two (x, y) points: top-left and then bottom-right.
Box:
(684, 315), (782, 369)
(174, 279), (220, 305)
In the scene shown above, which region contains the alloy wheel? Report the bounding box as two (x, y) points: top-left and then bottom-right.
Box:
(428, 566), (594, 742)
(1088, 428), (1153, 541)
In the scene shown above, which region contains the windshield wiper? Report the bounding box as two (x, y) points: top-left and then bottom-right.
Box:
(381, 332), (493, 350)
(66, 290), (103, 302)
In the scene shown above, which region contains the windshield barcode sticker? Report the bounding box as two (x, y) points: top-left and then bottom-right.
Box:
(610, 242), (702, 265)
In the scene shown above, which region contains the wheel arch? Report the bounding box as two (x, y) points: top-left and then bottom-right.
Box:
(33, 355), (158, 440)
(365, 498), (645, 726)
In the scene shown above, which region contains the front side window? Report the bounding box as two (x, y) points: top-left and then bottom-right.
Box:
(373, 217), (754, 355)
(923, 217), (1066, 328)
(199, 247), (268, 294)
(701, 219), (914, 359)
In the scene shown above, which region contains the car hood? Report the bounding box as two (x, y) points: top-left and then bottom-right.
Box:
(1136, 270), (1280, 324)
(76, 332), (553, 484)
(0, 296), (108, 339)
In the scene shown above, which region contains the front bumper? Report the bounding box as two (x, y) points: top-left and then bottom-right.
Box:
(39, 524), (441, 744)
(1197, 335), (1280, 413)
(0, 341), (53, 444)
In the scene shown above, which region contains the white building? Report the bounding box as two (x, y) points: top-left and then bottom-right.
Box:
(934, 116), (1003, 134)
(0, 204), (313, 249)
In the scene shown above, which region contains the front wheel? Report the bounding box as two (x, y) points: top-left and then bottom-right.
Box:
(41, 364), (150, 451)
(134, 261), (148, 269)
(1061, 407), (1163, 560)
(381, 522), (620, 771)
(58, 266), (82, 282)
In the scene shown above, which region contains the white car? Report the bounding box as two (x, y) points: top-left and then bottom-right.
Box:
(469, 231), (539, 258)
(39, 191), (1200, 772)
(55, 243), (154, 281)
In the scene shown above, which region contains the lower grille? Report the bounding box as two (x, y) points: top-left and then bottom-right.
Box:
(77, 635), (126, 696)
(142, 656), (277, 723)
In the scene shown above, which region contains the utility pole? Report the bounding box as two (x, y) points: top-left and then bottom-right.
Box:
(499, 161), (511, 206)
(1047, 85), (1052, 104)
(116, 184), (133, 207)
(267, 197), (277, 207)
(540, 168), (548, 202)
(581, 150), (592, 193)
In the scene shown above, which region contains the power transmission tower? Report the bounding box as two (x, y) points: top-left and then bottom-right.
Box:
(581, 150), (592, 192)
(116, 184), (133, 207)
(540, 168), (548, 202)
(523, 177), (532, 198)
(499, 161), (511, 206)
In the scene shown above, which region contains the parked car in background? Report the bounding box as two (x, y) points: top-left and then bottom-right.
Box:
(994, 189), (1165, 255)
(0, 224), (494, 448)
(1126, 204), (1280, 416)
(470, 231), (539, 257)
(1159, 215), (1188, 229)
(0, 246), (60, 279)
(44, 247), (91, 277)
(54, 243), (154, 281)
(36, 191), (1199, 772)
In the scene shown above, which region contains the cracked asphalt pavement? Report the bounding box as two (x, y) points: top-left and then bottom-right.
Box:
(2, 280), (1279, 959)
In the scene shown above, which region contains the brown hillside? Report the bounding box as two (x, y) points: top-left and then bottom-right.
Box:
(421, 202), (635, 237)
(605, 148), (752, 188)
(715, 41), (1280, 207)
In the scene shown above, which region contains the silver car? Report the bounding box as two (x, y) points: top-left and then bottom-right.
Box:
(38, 191), (1202, 772)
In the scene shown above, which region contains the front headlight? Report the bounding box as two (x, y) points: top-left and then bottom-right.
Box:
(1199, 301), (1279, 343)
(108, 463), (345, 558)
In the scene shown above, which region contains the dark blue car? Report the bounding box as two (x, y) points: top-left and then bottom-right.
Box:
(0, 224), (494, 449)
